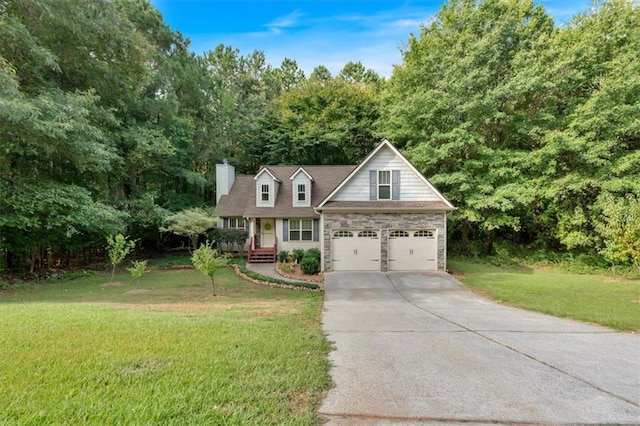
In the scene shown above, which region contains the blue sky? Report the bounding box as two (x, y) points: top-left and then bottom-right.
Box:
(150, 0), (593, 78)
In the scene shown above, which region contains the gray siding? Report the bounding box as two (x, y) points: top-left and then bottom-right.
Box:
(323, 212), (447, 272)
(332, 147), (441, 202)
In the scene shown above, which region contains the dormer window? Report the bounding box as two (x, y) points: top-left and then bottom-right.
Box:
(297, 184), (306, 202)
(261, 184), (270, 201)
(378, 170), (391, 200)
(290, 167), (312, 207)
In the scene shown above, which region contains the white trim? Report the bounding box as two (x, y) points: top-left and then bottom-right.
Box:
(377, 169), (391, 200)
(253, 166), (282, 183)
(288, 218), (313, 241)
(289, 166), (314, 182)
(316, 139), (455, 210)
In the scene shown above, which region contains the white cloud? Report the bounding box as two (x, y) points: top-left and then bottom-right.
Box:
(265, 9), (305, 34)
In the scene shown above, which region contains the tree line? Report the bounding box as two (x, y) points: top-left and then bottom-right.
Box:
(0, 0), (638, 272)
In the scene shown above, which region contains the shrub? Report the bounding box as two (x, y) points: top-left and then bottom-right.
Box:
(305, 248), (321, 260)
(280, 263), (294, 274)
(237, 262), (320, 290)
(300, 250), (320, 275)
(278, 250), (289, 263)
(291, 248), (305, 263)
(127, 260), (149, 288)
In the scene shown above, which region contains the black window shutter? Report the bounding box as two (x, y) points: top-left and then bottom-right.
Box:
(313, 219), (319, 242)
(223, 218), (229, 228)
(282, 219), (288, 241)
(392, 170), (401, 200)
(369, 170), (377, 200)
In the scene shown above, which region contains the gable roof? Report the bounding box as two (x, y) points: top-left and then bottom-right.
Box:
(216, 165), (355, 218)
(316, 138), (455, 211)
(290, 166), (314, 182)
(253, 166), (281, 182)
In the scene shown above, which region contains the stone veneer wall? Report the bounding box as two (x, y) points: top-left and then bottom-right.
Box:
(323, 212), (447, 272)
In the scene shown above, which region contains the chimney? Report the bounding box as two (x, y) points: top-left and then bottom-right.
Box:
(216, 160), (235, 204)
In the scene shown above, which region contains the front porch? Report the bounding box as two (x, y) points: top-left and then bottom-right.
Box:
(247, 235), (278, 263)
(247, 217), (278, 263)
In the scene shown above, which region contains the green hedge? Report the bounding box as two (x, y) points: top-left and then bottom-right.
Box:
(234, 262), (320, 290)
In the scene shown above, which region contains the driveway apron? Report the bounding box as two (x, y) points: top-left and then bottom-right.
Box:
(319, 272), (640, 424)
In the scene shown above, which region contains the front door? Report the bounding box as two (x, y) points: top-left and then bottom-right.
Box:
(260, 218), (275, 248)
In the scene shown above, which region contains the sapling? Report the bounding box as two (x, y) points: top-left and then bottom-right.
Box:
(192, 242), (229, 296)
(127, 260), (149, 288)
(106, 234), (136, 281)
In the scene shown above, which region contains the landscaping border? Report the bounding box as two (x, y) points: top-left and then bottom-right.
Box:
(230, 264), (322, 291)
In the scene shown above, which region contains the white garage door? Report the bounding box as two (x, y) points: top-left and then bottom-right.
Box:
(388, 229), (437, 271)
(332, 230), (380, 271)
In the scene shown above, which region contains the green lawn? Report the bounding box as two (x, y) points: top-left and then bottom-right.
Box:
(0, 267), (330, 425)
(449, 258), (640, 332)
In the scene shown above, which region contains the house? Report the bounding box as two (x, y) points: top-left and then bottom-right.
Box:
(215, 139), (455, 272)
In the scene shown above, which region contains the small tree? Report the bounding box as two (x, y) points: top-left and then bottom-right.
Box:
(161, 208), (218, 252)
(127, 260), (149, 288)
(106, 233), (136, 280)
(192, 243), (229, 296)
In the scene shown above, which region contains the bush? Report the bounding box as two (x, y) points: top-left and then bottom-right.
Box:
(305, 248), (321, 260)
(278, 250), (289, 263)
(300, 249), (320, 275)
(237, 262), (320, 290)
(291, 248), (305, 263)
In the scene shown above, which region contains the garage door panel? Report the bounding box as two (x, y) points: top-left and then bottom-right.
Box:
(332, 229), (380, 271)
(388, 229), (437, 271)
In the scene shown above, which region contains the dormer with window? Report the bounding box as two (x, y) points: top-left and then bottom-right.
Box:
(254, 167), (280, 207)
(290, 167), (313, 207)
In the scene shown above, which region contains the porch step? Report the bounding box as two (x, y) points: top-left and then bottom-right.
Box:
(249, 249), (275, 263)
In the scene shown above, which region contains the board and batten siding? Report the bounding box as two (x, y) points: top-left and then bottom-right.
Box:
(332, 146), (440, 201)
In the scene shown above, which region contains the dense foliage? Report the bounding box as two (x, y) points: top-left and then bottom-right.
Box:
(1, 0), (638, 272)
(382, 0), (640, 261)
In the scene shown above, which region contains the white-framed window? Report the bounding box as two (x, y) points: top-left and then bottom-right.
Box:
(358, 230), (378, 238)
(261, 184), (269, 201)
(414, 230), (434, 238)
(227, 217), (245, 229)
(290, 219), (313, 241)
(333, 230), (353, 238)
(297, 184), (306, 202)
(378, 170), (391, 200)
(389, 230), (409, 238)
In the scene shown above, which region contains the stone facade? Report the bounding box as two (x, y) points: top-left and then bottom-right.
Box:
(322, 212), (447, 272)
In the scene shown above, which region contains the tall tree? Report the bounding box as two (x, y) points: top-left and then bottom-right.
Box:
(381, 0), (555, 253)
(247, 75), (382, 167)
(517, 0), (640, 250)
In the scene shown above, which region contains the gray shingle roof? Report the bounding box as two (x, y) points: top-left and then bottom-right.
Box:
(215, 165), (357, 218)
(214, 176), (253, 217)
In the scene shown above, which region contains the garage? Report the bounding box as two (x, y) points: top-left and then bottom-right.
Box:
(331, 229), (380, 271)
(388, 229), (437, 271)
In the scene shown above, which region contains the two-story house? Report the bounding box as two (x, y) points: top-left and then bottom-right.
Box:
(215, 139), (455, 272)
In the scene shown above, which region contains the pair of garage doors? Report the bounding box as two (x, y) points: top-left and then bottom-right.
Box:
(331, 229), (437, 271)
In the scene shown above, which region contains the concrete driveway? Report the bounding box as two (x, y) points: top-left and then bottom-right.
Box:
(319, 272), (640, 424)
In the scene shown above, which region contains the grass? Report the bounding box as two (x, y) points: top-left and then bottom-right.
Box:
(0, 266), (330, 424)
(449, 257), (640, 332)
